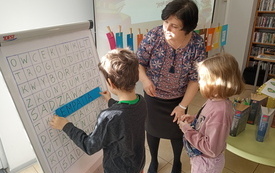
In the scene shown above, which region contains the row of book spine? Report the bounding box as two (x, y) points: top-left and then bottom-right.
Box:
(267, 63), (275, 74)
(248, 60), (275, 75)
(256, 16), (275, 28)
(250, 45), (275, 56)
(253, 31), (275, 44)
(259, 0), (275, 11)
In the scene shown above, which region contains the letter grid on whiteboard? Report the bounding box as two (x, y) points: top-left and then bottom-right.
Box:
(0, 24), (106, 173)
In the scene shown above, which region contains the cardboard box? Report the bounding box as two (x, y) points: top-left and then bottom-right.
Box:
(255, 106), (275, 142)
(230, 103), (251, 137)
(247, 94), (268, 125)
(271, 115), (275, 128)
(256, 79), (275, 128)
(257, 78), (275, 109)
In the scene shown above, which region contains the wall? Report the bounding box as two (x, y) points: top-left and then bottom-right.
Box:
(224, 0), (257, 71)
(0, 0), (94, 172)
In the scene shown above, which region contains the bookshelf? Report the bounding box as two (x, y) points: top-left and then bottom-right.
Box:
(247, 0), (275, 75)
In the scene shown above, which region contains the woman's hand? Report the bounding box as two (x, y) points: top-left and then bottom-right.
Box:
(50, 115), (69, 130)
(142, 79), (156, 97)
(139, 64), (156, 97)
(171, 105), (186, 123)
(100, 90), (111, 101)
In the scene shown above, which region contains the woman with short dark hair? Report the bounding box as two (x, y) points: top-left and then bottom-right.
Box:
(136, 0), (206, 172)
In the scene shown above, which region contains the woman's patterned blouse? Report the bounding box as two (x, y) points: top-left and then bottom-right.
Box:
(137, 25), (206, 99)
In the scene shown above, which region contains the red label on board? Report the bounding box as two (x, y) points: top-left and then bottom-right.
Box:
(3, 35), (15, 41)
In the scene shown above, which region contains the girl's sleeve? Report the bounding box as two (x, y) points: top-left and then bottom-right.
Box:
(182, 121), (229, 157)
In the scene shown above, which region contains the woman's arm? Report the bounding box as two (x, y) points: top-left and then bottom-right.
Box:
(172, 81), (199, 123)
(139, 64), (156, 97)
(179, 80), (199, 108)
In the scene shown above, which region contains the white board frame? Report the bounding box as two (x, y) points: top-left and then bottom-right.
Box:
(0, 21), (106, 173)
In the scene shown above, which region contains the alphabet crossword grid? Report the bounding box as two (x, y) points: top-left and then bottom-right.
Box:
(5, 36), (106, 172)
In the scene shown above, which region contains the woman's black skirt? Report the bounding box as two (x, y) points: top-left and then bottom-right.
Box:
(144, 92), (184, 139)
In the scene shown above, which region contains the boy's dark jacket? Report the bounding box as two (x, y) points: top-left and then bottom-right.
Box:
(63, 94), (147, 173)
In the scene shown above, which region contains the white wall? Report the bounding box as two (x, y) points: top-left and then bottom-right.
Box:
(224, 0), (257, 71)
(0, 0), (94, 172)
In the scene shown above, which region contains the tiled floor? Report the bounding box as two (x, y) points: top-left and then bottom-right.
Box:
(17, 85), (275, 173)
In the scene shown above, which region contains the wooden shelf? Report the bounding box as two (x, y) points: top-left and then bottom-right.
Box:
(246, 0), (275, 67)
(255, 27), (275, 30)
(251, 42), (275, 46)
(258, 11), (275, 14)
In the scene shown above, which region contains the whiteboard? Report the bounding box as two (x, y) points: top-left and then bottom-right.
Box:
(0, 21), (106, 173)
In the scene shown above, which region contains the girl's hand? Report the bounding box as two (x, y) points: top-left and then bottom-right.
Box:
(50, 115), (69, 130)
(178, 120), (189, 131)
(100, 90), (111, 101)
(181, 114), (195, 123)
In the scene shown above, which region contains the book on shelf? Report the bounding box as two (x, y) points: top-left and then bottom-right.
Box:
(250, 46), (275, 56)
(259, 0), (275, 11)
(257, 53), (275, 59)
(253, 32), (275, 44)
(257, 16), (275, 28)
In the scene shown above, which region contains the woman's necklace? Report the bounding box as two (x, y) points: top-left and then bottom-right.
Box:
(167, 39), (184, 50)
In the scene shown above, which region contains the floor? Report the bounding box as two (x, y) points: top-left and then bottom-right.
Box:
(17, 85), (275, 173)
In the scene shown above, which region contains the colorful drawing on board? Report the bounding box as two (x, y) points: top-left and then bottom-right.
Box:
(116, 25), (123, 48)
(221, 24), (228, 46)
(127, 28), (134, 51)
(106, 26), (116, 50)
(212, 26), (221, 49)
(206, 27), (215, 52)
